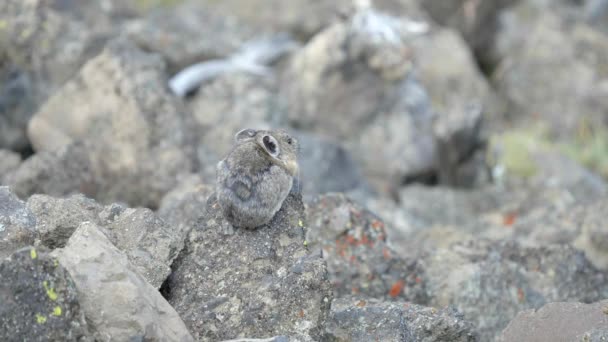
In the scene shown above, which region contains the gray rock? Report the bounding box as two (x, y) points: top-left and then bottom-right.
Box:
(282, 10), (437, 193)
(0, 0), (117, 151)
(326, 297), (477, 342)
(167, 193), (332, 341)
(306, 193), (427, 303)
(425, 240), (608, 341)
(419, 0), (518, 68)
(25, 192), (184, 288)
(4, 143), (98, 201)
(198, 0), (351, 39)
(125, 1), (257, 72)
(157, 174), (215, 241)
(26, 37), (196, 207)
(510, 198), (608, 271)
(294, 132), (371, 200)
(499, 300), (608, 342)
(102, 205), (184, 289)
(188, 72), (286, 159)
(0, 62), (35, 152)
(0, 149), (21, 181)
(493, 1), (608, 136)
(0, 247), (91, 341)
(27, 194), (102, 249)
(0, 186), (36, 260)
(408, 26), (493, 186)
(52, 222), (194, 341)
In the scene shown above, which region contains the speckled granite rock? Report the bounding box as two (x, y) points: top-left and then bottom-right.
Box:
(326, 297), (477, 341)
(0, 247), (91, 341)
(167, 193), (332, 341)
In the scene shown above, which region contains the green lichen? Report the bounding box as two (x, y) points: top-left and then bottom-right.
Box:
(489, 128), (547, 178)
(30, 248), (37, 259)
(52, 306), (62, 317)
(35, 314), (47, 324)
(43, 281), (58, 301)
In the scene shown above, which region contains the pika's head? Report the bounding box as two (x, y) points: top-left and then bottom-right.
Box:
(235, 128), (300, 176)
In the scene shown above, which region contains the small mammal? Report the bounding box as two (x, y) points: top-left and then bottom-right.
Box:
(216, 128), (299, 229)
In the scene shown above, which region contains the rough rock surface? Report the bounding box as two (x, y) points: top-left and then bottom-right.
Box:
(0, 247), (91, 341)
(425, 240), (608, 341)
(26, 37), (195, 207)
(493, 1), (608, 136)
(157, 174), (215, 242)
(26, 194), (102, 249)
(419, 0), (518, 68)
(0, 186), (37, 260)
(295, 132), (371, 200)
(167, 193), (332, 341)
(125, 1), (257, 71)
(282, 10), (437, 192)
(52, 222), (194, 342)
(26, 193), (183, 288)
(327, 297), (477, 342)
(512, 198), (608, 271)
(189, 73), (285, 159)
(4, 143), (97, 201)
(499, 300), (608, 342)
(198, 0), (351, 39)
(101, 204), (183, 288)
(306, 194), (427, 304)
(0, 0), (116, 151)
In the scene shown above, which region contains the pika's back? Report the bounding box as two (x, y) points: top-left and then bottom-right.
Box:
(216, 129), (299, 229)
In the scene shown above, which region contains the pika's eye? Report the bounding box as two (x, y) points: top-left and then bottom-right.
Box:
(263, 135), (279, 157)
(287, 138), (293, 145)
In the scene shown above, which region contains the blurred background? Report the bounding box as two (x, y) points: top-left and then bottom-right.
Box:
(1, 0), (608, 340)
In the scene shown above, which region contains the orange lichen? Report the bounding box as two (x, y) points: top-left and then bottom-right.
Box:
(389, 280), (405, 298)
(382, 247), (391, 260)
(503, 212), (517, 226)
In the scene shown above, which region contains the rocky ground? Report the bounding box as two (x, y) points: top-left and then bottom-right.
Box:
(1, 0), (608, 341)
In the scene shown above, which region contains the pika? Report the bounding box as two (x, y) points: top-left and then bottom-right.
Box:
(216, 128), (299, 229)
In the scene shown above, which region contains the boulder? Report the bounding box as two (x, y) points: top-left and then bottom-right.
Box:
(26, 37), (196, 207)
(188, 72), (286, 159)
(4, 143), (97, 204)
(306, 194), (427, 304)
(419, 0), (518, 69)
(499, 300), (608, 342)
(326, 297), (477, 341)
(125, 1), (257, 72)
(197, 0), (351, 39)
(26, 193), (184, 288)
(166, 193), (332, 341)
(0, 186), (37, 260)
(493, 1), (608, 137)
(26, 194), (102, 249)
(0, 0), (118, 151)
(425, 240), (608, 341)
(282, 9), (437, 192)
(157, 174), (215, 241)
(0, 247), (91, 341)
(52, 222), (194, 341)
(294, 132), (371, 200)
(0, 149), (21, 181)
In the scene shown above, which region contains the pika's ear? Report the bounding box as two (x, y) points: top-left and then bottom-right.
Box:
(235, 129), (257, 142)
(261, 134), (280, 158)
